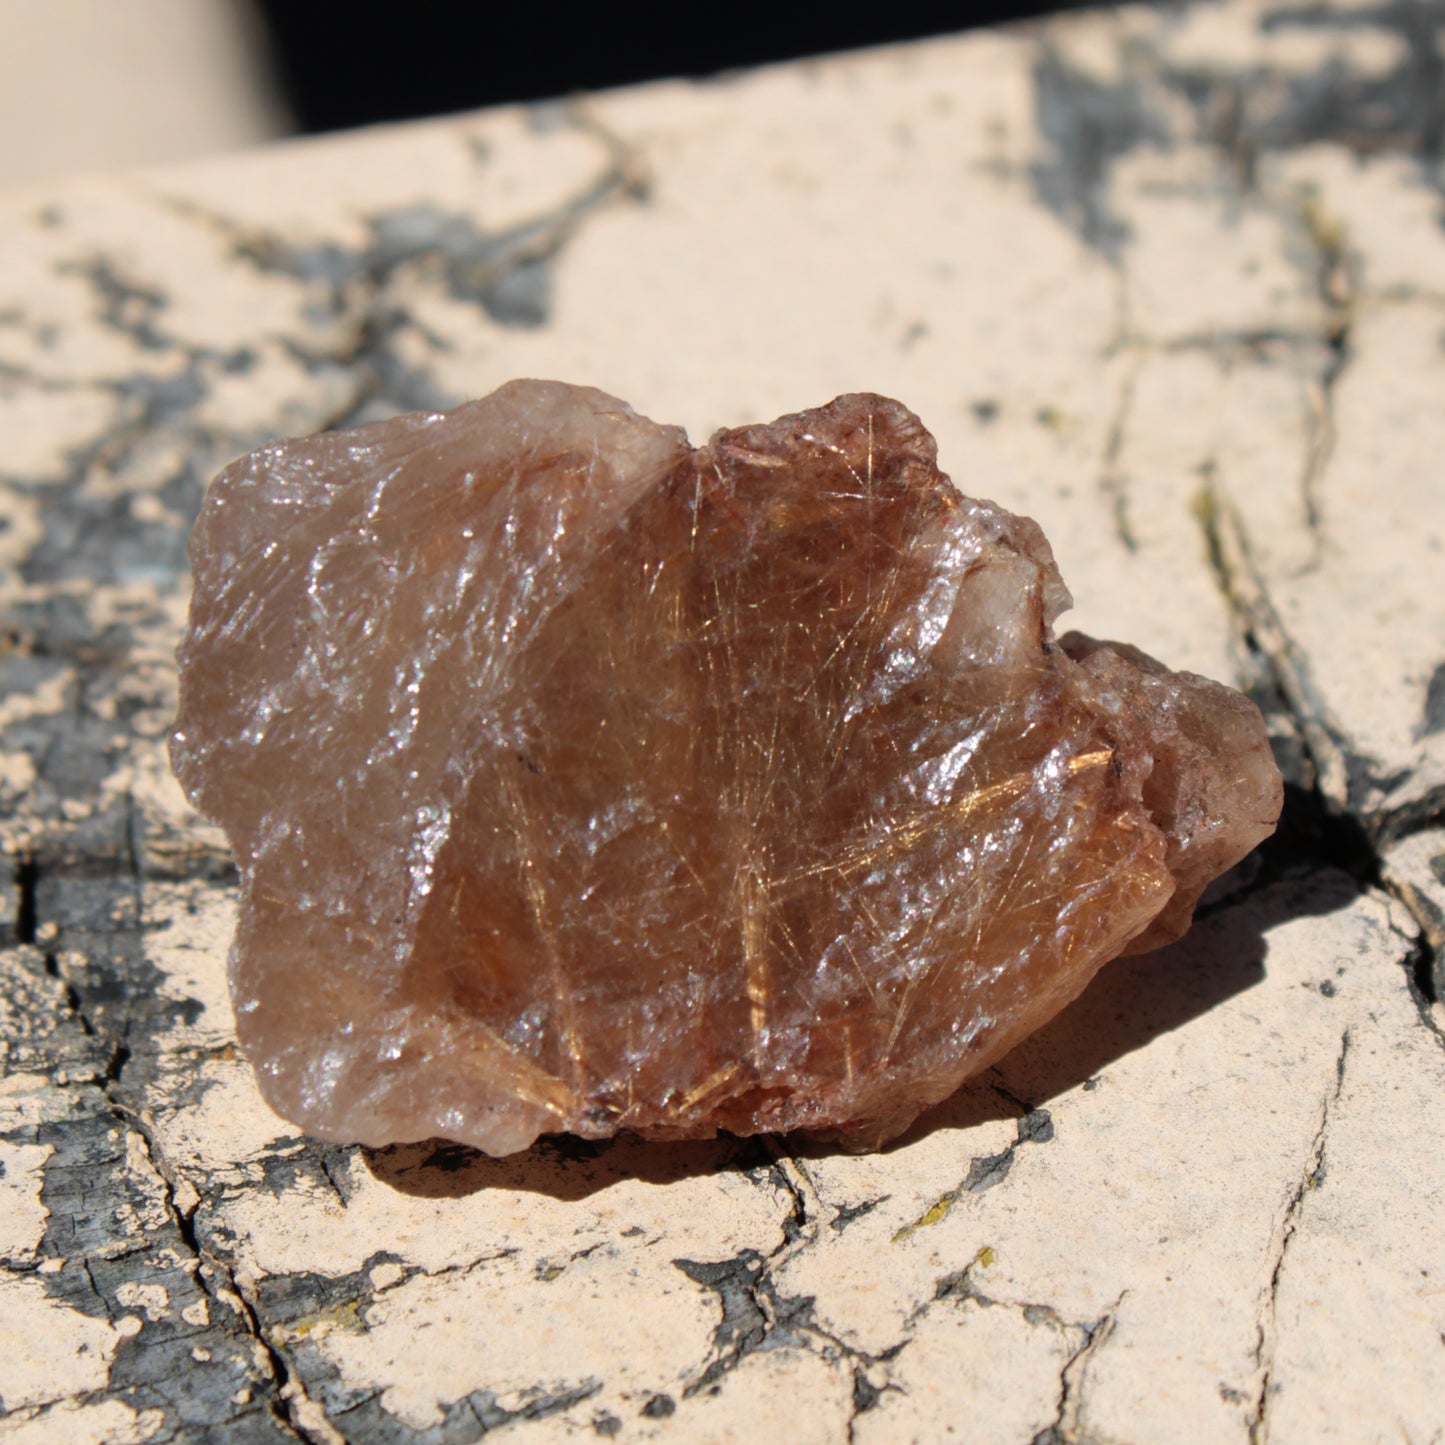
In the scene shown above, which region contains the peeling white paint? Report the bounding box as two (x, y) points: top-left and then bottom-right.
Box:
(0, 1398), (164, 1444)
(0, 1274), (125, 1411)
(2, 3), (1445, 1439)
(0, 1142), (51, 1262)
(114, 1282), (170, 1322)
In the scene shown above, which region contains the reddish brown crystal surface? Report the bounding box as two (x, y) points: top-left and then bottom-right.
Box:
(172, 383), (1283, 1155)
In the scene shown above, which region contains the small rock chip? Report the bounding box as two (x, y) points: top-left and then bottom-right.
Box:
(171, 383), (1282, 1155)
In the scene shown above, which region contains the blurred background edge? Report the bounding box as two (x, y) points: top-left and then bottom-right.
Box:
(0, 0), (1093, 190)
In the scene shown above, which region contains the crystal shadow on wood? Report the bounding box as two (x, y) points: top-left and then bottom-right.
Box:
(359, 854), (1357, 1205)
(364, 868), (1294, 1203)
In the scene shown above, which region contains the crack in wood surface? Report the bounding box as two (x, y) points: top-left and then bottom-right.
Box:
(1247, 1028), (1351, 1445)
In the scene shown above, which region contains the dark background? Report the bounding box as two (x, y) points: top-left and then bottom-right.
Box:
(254, 3), (1088, 133)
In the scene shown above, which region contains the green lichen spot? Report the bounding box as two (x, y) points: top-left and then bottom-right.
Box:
(892, 1189), (961, 1242)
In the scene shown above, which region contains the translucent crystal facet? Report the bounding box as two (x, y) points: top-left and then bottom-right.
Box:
(171, 383), (1283, 1154)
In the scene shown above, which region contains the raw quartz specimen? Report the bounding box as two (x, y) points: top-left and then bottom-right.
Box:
(172, 383), (1282, 1155)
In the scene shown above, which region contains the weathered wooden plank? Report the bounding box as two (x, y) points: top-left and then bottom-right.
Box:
(3, 3), (1444, 1440)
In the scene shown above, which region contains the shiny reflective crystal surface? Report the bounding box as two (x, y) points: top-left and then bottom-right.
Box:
(171, 383), (1283, 1154)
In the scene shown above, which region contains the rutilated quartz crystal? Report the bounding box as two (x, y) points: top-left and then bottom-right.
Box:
(171, 383), (1283, 1155)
